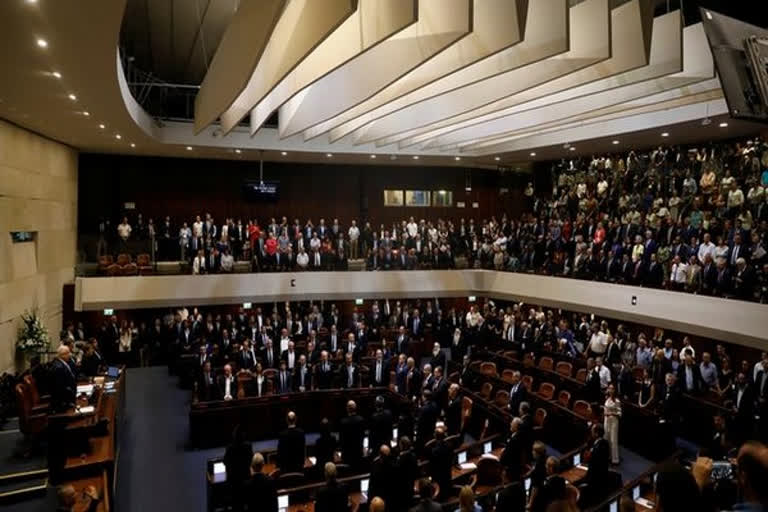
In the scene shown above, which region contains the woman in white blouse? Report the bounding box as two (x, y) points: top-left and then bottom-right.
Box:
(119, 320), (132, 354)
(604, 384), (622, 465)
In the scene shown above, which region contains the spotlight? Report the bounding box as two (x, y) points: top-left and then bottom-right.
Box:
(454, 156), (461, 161)
(36, 38), (48, 49)
(661, 132), (669, 137)
(494, 156), (500, 161)
(68, 93), (77, 101)
(186, 146), (193, 151)
(52, 71), (61, 79)
(612, 140), (619, 145)
(281, 151), (287, 156)
(115, 134), (121, 140)
(719, 122), (728, 128)
(530, 152), (536, 157)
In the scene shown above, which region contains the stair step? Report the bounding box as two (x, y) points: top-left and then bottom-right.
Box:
(0, 467), (48, 483)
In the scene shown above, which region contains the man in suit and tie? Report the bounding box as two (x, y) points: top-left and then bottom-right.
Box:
(395, 325), (410, 356)
(261, 339), (277, 369)
(428, 426), (454, 500)
(197, 361), (220, 401)
(369, 395), (394, 455)
(217, 364), (236, 401)
(248, 453), (278, 512)
(444, 383), (463, 436)
(345, 333), (361, 363)
(416, 390), (440, 453)
(508, 371), (528, 415)
(431, 366), (448, 405)
(677, 353), (703, 395)
(281, 340), (298, 371)
(50, 345), (77, 413)
(327, 325), (340, 353)
(277, 411), (306, 473)
(501, 417), (524, 481)
(315, 351), (335, 390)
(410, 309), (423, 338)
(340, 353), (359, 389)
(238, 339), (257, 371)
(293, 355), (311, 392)
(339, 400), (366, 469)
(580, 424), (611, 505)
(730, 372), (756, 443)
(370, 349), (389, 388)
(305, 340), (320, 366)
(276, 360), (292, 394)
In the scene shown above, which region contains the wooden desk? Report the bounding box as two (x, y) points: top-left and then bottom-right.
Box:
(559, 465), (587, 483)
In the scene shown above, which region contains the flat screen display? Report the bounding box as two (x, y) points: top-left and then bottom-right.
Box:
(243, 180), (279, 201)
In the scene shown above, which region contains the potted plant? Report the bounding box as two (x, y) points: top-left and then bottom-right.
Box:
(16, 309), (50, 367)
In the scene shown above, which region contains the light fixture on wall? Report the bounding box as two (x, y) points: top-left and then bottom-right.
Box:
(464, 170), (472, 192)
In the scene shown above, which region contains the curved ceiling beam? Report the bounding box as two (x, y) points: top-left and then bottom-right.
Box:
(299, 0), (529, 142)
(355, 0), (611, 148)
(218, 0), (358, 135)
(246, 0), (421, 137)
(406, 0), (659, 150)
(193, 0), (286, 134)
(458, 22), (715, 154)
(277, 0), (472, 139)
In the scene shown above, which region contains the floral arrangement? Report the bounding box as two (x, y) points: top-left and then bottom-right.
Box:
(16, 310), (50, 353)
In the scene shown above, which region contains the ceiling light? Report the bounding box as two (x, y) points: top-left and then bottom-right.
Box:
(115, 134), (121, 140)
(412, 155), (419, 160)
(26, 0), (39, 4)
(494, 156), (500, 161)
(98, 123), (105, 129)
(235, 149), (242, 154)
(661, 132), (669, 137)
(82, 111), (90, 117)
(67, 93), (77, 101)
(612, 140), (620, 145)
(530, 152), (536, 157)
(326, 153), (332, 158)
(369, 154), (376, 159)
(569, 147), (576, 151)
(186, 146), (193, 151)
(52, 71), (61, 79)
(281, 151), (287, 156)
(36, 38), (48, 49)
(719, 122), (728, 128)
(130, 143), (136, 148)
(454, 156), (461, 161)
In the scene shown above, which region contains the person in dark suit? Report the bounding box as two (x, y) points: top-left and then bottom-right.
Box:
(275, 360), (292, 394)
(277, 411), (306, 473)
(644, 253), (664, 288)
(428, 343), (446, 373)
(395, 326), (410, 355)
(416, 390), (440, 453)
(733, 258), (757, 300)
(507, 371), (528, 415)
(315, 462), (349, 512)
(248, 453), (278, 512)
(224, 425), (253, 512)
(518, 402), (534, 463)
(496, 480), (527, 511)
(339, 400), (365, 469)
(80, 339), (105, 377)
(501, 417), (524, 481)
(730, 372), (756, 443)
(444, 383), (463, 436)
(197, 361), (221, 401)
(677, 354), (703, 395)
(370, 349), (389, 388)
(428, 426), (454, 500)
(313, 419), (337, 472)
(293, 355), (312, 392)
(409, 478), (442, 512)
(260, 339), (278, 369)
(238, 339), (257, 371)
(314, 351), (335, 390)
(580, 424), (610, 503)
(339, 353), (359, 389)
(615, 362), (634, 401)
(369, 444), (397, 507)
(50, 345), (77, 413)
(369, 396), (394, 456)
(405, 357), (422, 401)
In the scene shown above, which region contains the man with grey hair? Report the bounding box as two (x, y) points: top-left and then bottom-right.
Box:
(51, 345), (76, 413)
(508, 370), (528, 415)
(248, 452), (277, 512)
(501, 417), (524, 480)
(315, 462), (349, 512)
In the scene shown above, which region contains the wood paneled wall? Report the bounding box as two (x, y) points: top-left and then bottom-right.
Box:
(77, 154), (528, 233)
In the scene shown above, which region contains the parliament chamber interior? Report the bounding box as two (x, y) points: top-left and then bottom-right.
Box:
(2, 1), (768, 511)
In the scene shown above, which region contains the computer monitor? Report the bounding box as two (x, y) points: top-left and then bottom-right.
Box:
(392, 428), (398, 441)
(107, 366), (120, 378)
(609, 501), (618, 512)
(525, 478), (531, 492)
(213, 462), (226, 474)
(361, 479), (369, 493)
(278, 495), (289, 509)
(363, 436), (369, 450)
(457, 451), (467, 465)
(573, 453), (581, 466)
(633, 485), (641, 500)
(484, 441), (492, 454)
(308, 456), (316, 466)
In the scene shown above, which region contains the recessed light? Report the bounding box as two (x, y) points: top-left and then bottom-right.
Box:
(115, 134), (121, 140)
(412, 155), (419, 160)
(68, 93), (77, 101)
(130, 143), (136, 148)
(281, 151), (287, 156)
(82, 111), (90, 117)
(369, 154), (376, 159)
(612, 140), (619, 145)
(186, 146), (193, 151)
(326, 153), (332, 158)
(52, 71), (62, 79)
(98, 123), (105, 129)
(661, 132), (669, 137)
(569, 147), (576, 151)
(530, 152), (536, 157)
(719, 122), (728, 128)
(26, 0), (39, 4)
(235, 149), (242, 154)
(494, 156), (500, 161)
(454, 156), (461, 161)
(36, 38), (48, 49)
